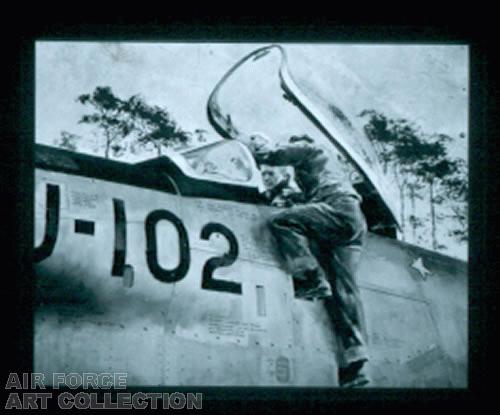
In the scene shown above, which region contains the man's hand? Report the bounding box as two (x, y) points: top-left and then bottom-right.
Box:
(271, 197), (287, 208)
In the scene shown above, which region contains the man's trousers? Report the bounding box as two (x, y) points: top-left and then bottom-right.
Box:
(267, 194), (369, 367)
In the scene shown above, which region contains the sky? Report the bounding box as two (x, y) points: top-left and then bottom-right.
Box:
(36, 42), (468, 156)
(35, 42), (468, 260)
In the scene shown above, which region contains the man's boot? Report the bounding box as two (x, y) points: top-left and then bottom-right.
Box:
(338, 360), (370, 387)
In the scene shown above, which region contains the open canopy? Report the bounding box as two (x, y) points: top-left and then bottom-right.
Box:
(206, 44), (400, 229)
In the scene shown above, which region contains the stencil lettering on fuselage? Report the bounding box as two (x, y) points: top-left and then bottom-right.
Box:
(34, 176), (247, 296)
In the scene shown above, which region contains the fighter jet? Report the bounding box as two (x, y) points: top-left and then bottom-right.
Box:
(34, 45), (467, 388)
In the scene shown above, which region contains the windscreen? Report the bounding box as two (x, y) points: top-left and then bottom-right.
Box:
(181, 140), (255, 184)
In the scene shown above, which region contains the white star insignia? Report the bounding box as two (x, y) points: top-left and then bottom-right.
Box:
(411, 257), (432, 280)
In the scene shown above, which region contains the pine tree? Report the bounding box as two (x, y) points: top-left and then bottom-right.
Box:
(77, 87), (133, 159)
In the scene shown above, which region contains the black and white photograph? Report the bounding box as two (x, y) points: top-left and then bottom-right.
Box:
(32, 41), (468, 390)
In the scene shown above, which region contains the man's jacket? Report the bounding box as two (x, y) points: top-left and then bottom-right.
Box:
(253, 143), (361, 204)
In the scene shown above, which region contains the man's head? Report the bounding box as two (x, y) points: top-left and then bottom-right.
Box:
(261, 165), (281, 189)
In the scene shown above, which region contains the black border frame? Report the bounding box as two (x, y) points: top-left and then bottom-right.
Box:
(6, 18), (497, 412)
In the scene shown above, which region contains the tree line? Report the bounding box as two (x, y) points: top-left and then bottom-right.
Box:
(54, 86), (467, 253)
(55, 86), (208, 158)
(359, 110), (467, 250)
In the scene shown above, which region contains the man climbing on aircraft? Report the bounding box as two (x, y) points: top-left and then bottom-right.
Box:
(260, 165), (302, 207)
(246, 132), (370, 387)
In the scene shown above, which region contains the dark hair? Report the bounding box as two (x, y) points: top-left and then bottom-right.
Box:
(289, 134), (314, 144)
